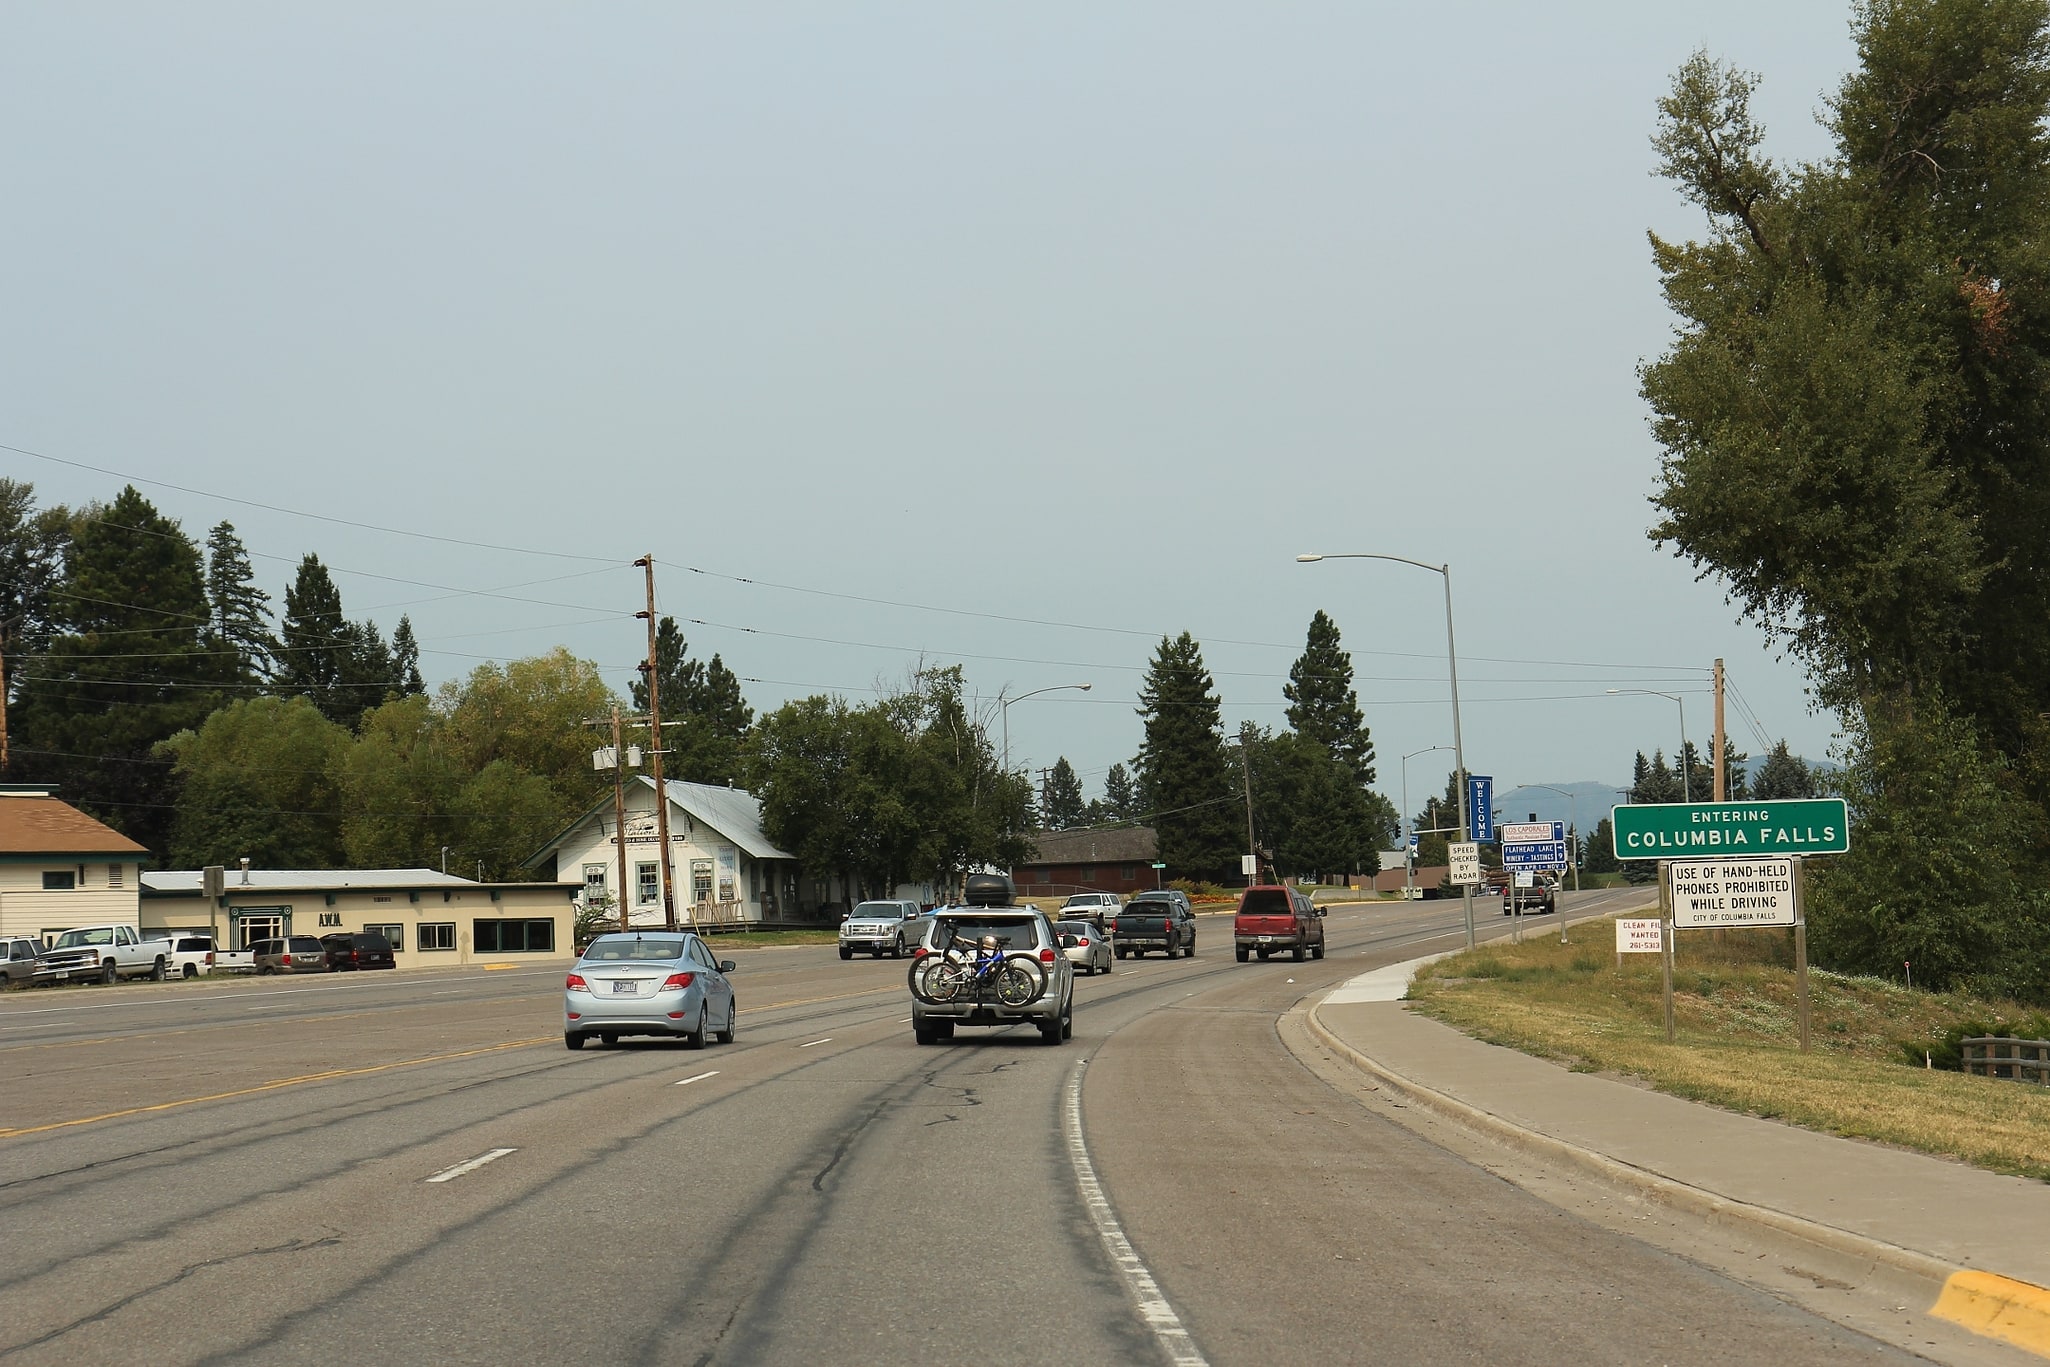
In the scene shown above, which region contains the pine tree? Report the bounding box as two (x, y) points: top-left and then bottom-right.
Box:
(627, 618), (754, 785)
(1752, 739), (1815, 799)
(1135, 632), (1238, 875)
(1583, 817), (1621, 874)
(1043, 757), (1085, 829)
(12, 487), (230, 852)
(203, 522), (274, 682)
(278, 555), (353, 724)
(1283, 610), (1376, 784)
(391, 616), (425, 696)
(1102, 763), (1137, 822)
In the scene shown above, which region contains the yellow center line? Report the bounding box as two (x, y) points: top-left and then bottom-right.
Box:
(0, 1037), (554, 1140)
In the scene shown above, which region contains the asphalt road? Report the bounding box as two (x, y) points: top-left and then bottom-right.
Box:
(0, 890), (1926, 1365)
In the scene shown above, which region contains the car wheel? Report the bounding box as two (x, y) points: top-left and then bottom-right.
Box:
(893, 936), (906, 959)
(1062, 999), (1074, 1039)
(1236, 947), (1250, 962)
(715, 998), (736, 1045)
(564, 1032), (587, 1051)
(1312, 941), (1325, 960)
(839, 946), (853, 960)
(100, 960), (117, 985)
(149, 957), (166, 981)
(683, 1005), (708, 1050)
(1038, 1017), (1064, 1045)
(1184, 940), (1195, 959)
(1293, 942), (1307, 962)
(1102, 954), (1113, 973)
(182, 963), (197, 979)
(600, 1032), (620, 1047)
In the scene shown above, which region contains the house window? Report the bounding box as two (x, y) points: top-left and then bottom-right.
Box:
(637, 863), (659, 905)
(365, 923), (403, 951)
(108, 864), (124, 888)
(1121, 865), (1136, 881)
(474, 919), (556, 953)
(582, 864), (608, 902)
(42, 871), (76, 891)
(1079, 866), (1096, 884)
(691, 859), (713, 904)
(419, 922), (456, 952)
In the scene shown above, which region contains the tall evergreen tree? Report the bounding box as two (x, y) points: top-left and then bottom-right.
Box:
(1101, 762), (1137, 822)
(203, 521), (274, 683)
(1752, 739), (1816, 798)
(391, 615), (425, 696)
(629, 616), (753, 785)
(12, 487), (229, 852)
(1135, 632), (1237, 875)
(0, 481), (70, 769)
(1042, 756), (1086, 830)
(277, 555), (353, 724)
(1283, 610), (1376, 785)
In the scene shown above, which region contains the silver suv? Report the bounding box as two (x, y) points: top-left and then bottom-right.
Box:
(839, 900), (928, 959)
(910, 884), (1073, 1046)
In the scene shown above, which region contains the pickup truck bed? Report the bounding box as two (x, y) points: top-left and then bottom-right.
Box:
(1111, 905), (1193, 958)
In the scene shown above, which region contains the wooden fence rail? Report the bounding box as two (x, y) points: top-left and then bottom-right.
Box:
(1962, 1036), (2050, 1084)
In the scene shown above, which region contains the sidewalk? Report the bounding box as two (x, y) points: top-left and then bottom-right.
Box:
(1308, 954), (2050, 1360)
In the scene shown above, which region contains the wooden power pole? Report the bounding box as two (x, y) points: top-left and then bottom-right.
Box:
(609, 707), (631, 933)
(1712, 658), (1727, 802)
(635, 556), (679, 933)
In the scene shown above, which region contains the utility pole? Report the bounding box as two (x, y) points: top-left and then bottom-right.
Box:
(1238, 724), (1258, 885)
(635, 556), (679, 933)
(1712, 658), (1727, 802)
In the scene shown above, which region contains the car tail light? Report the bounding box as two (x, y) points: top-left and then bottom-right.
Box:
(281, 954), (292, 966)
(1039, 948), (1056, 964)
(661, 972), (697, 991)
(205, 952), (215, 965)
(1076, 937), (1091, 947)
(566, 972), (591, 992)
(913, 946), (929, 959)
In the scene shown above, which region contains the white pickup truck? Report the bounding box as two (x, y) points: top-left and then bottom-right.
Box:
(40, 925), (178, 984)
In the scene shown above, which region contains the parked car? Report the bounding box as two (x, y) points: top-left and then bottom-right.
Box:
(38, 924), (178, 983)
(2, 935), (45, 988)
(250, 936), (332, 975)
(320, 931), (397, 970)
(1234, 885), (1325, 963)
(1056, 920), (1113, 976)
(838, 900), (928, 959)
(909, 873), (1074, 1045)
(1057, 892), (1122, 927)
(1109, 894), (1195, 959)
(163, 933), (217, 979)
(564, 932), (737, 1050)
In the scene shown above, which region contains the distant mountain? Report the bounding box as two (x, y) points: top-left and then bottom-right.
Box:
(1494, 755), (1833, 834)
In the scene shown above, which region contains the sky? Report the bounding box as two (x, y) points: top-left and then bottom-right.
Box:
(1, 3), (1863, 812)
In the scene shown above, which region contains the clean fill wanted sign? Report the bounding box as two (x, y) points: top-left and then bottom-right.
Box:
(1667, 857), (1797, 928)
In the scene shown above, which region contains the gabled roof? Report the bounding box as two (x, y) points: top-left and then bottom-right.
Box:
(1016, 826), (1157, 865)
(0, 794), (149, 858)
(524, 777), (794, 867)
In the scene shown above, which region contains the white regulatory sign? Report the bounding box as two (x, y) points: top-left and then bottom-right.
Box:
(1666, 857), (1797, 927)
(1616, 919), (1664, 954)
(1448, 842), (1481, 886)
(1241, 854), (1258, 877)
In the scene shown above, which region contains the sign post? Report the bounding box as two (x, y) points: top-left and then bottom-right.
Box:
(1658, 860), (1674, 1043)
(1794, 856), (1810, 1053)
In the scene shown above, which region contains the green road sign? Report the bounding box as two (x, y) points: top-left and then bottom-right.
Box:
(1610, 798), (1849, 860)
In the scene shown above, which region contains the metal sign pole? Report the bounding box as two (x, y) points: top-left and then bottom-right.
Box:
(1794, 855), (1811, 1054)
(1659, 859), (1675, 1044)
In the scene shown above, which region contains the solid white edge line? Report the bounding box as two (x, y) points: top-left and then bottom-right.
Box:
(1063, 1064), (1209, 1367)
(674, 1071), (720, 1086)
(798, 1037), (832, 1048)
(425, 1147), (518, 1184)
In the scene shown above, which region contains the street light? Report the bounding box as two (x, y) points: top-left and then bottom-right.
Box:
(1401, 744), (1453, 902)
(999, 683), (1092, 773)
(1299, 552), (1476, 950)
(1607, 689), (1692, 802)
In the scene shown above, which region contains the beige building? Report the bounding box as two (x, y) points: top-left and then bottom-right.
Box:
(0, 786), (148, 941)
(140, 867), (579, 967)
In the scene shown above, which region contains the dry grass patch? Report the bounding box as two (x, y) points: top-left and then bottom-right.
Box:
(1408, 923), (2050, 1181)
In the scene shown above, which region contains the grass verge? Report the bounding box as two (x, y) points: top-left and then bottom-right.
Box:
(1407, 922), (2050, 1182)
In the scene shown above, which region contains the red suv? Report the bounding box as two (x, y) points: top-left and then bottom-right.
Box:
(1234, 885), (1325, 962)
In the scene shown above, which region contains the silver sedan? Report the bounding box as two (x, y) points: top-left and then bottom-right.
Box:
(565, 932), (737, 1050)
(1057, 920), (1113, 976)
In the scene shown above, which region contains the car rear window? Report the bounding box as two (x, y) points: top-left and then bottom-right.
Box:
(288, 937), (323, 952)
(1239, 889), (1292, 915)
(174, 938), (212, 952)
(930, 917), (1044, 951)
(584, 937), (687, 962)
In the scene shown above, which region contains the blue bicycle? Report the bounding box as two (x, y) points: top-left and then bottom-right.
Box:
(908, 931), (1046, 1006)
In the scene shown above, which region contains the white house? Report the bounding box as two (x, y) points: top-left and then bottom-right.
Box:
(526, 777), (824, 925)
(0, 786), (147, 941)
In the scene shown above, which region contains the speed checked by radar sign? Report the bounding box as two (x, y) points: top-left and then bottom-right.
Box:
(1666, 857), (1798, 928)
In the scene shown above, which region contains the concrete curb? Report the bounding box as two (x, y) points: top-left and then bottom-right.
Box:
(1301, 997), (2050, 1359)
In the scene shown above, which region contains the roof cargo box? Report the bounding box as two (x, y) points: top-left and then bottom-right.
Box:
(962, 873), (1015, 907)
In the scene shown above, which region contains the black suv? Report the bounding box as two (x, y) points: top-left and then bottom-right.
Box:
(1501, 880), (1557, 916)
(320, 932), (397, 970)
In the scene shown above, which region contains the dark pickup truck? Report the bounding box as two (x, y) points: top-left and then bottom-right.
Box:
(1234, 885), (1325, 962)
(1110, 897), (1195, 959)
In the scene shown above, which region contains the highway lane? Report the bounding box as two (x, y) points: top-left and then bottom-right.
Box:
(0, 891), (1925, 1365)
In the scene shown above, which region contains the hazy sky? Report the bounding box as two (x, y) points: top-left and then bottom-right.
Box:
(2, 4), (1861, 809)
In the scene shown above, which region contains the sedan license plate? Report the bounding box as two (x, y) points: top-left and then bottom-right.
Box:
(611, 980), (636, 995)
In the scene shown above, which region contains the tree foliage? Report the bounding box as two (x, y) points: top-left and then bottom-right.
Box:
(1751, 739), (1817, 798)
(203, 522), (275, 684)
(1284, 610), (1377, 785)
(1043, 756), (1086, 830)
(629, 616), (753, 786)
(1644, 3), (2050, 993)
(160, 696), (349, 867)
(1135, 633), (1238, 876)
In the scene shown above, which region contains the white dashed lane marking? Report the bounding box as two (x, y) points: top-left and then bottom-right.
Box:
(425, 1147), (518, 1184)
